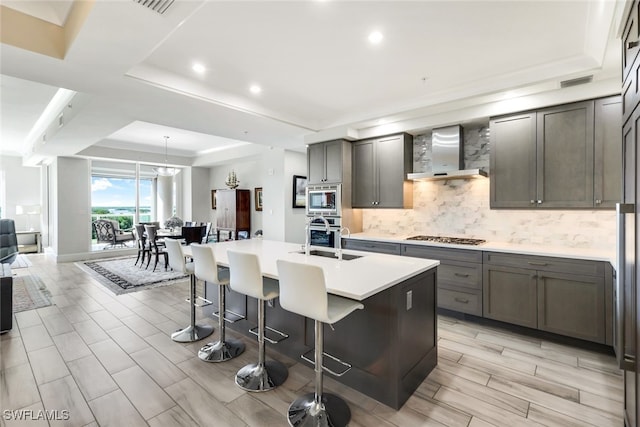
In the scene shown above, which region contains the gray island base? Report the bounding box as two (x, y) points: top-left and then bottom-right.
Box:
(190, 239), (439, 410)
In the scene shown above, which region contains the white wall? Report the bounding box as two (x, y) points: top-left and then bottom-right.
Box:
(0, 155), (41, 230)
(189, 166), (211, 223)
(210, 157), (264, 234)
(208, 148), (307, 242)
(284, 150), (307, 244)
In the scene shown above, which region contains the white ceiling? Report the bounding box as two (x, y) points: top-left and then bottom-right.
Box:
(0, 0), (626, 166)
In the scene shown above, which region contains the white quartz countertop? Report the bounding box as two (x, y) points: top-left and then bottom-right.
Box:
(346, 232), (616, 265)
(182, 239), (439, 301)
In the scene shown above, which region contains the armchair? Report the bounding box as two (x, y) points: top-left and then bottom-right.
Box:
(0, 219), (18, 264)
(92, 219), (135, 249)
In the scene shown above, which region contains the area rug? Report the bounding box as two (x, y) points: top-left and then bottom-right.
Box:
(76, 256), (188, 295)
(13, 274), (52, 313)
(11, 255), (33, 269)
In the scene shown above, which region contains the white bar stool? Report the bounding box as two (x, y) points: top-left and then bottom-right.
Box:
(227, 250), (289, 391)
(190, 244), (246, 362)
(164, 239), (214, 343)
(277, 260), (364, 427)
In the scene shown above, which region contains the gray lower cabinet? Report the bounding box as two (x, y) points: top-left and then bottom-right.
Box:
(483, 252), (611, 344)
(483, 264), (538, 328)
(342, 239), (613, 345)
(402, 244), (483, 316)
(342, 238), (401, 255)
(537, 271), (605, 343)
(352, 133), (413, 208)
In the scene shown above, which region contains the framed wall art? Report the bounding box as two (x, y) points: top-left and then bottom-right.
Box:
(255, 187), (263, 211)
(292, 175), (307, 208)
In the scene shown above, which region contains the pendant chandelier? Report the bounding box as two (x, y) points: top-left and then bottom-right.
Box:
(153, 135), (180, 177)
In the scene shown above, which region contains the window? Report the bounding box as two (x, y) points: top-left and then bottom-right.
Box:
(90, 161), (179, 250)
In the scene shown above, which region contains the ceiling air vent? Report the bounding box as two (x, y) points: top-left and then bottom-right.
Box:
(133, 0), (175, 14)
(560, 75), (593, 88)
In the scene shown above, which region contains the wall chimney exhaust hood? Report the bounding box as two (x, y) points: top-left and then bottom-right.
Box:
(407, 125), (488, 181)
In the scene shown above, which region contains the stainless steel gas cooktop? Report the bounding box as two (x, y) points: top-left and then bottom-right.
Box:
(406, 235), (486, 246)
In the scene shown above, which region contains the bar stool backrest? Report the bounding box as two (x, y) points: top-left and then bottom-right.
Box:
(276, 260), (329, 323)
(227, 251), (269, 300)
(165, 239), (187, 273)
(191, 244), (221, 284)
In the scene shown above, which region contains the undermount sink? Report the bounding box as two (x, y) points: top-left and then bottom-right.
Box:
(295, 249), (362, 261)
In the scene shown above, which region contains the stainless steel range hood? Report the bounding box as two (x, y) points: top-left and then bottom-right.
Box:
(407, 125), (488, 181)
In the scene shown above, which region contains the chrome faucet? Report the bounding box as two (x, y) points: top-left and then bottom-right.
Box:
(304, 214), (331, 256)
(336, 226), (351, 261)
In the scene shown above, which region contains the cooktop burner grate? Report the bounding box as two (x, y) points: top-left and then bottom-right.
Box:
(406, 235), (486, 245)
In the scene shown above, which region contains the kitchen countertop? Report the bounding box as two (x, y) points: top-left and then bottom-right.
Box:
(182, 239), (439, 301)
(345, 232), (616, 265)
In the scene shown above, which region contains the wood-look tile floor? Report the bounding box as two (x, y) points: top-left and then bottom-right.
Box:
(0, 254), (624, 426)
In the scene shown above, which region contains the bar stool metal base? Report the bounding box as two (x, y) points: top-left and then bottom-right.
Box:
(287, 392), (351, 427)
(170, 324), (214, 343)
(198, 338), (245, 362)
(235, 360), (288, 392)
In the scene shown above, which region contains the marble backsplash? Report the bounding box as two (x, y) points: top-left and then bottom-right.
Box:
(362, 126), (617, 250)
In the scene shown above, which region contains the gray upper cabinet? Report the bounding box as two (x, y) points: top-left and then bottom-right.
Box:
(490, 97), (620, 209)
(307, 139), (348, 184)
(352, 133), (413, 208)
(490, 112), (537, 208)
(594, 96), (622, 208)
(537, 100), (594, 208)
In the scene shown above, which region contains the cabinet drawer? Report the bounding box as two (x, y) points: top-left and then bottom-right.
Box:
(342, 239), (401, 255)
(483, 252), (604, 276)
(438, 289), (482, 316)
(439, 263), (482, 290)
(402, 244), (482, 263)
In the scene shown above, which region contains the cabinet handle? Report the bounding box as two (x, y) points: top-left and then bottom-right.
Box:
(527, 261), (548, 266)
(454, 297), (469, 304)
(537, 200), (543, 204)
(530, 200), (536, 204)
(454, 273), (470, 277)
(595, 199), (602, 205)
(628, 41), (639, 49)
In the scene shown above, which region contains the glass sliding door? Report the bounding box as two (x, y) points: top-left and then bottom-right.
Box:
(90, 161), (137, 250)
(90, 160), (181, 250)
(139, 165), (156, 223)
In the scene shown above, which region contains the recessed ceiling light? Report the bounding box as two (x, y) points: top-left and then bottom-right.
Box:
(250, 85), (262, 94)
(192, 63), (206, 74)
(368, 31), (383, 44)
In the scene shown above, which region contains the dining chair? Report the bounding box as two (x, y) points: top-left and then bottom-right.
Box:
(134, 224), (149, 267)
(144, 225), (168, 271)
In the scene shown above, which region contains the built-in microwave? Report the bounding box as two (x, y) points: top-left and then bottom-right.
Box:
(306, 184), (341, 217)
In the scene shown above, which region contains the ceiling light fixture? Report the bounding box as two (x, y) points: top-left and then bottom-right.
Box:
(250, 84), (262, 94)
(153, 136), (180, 177)
(192, 63), (206, 74)
(368, 31), (383, 44)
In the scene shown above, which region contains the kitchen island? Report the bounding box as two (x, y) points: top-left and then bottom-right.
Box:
(183, 239), (439, 409)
